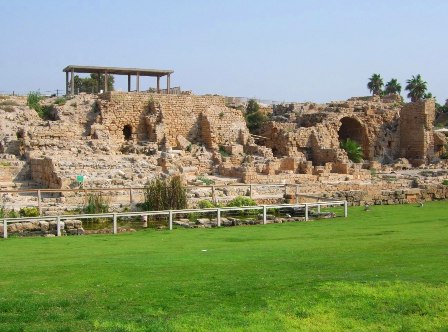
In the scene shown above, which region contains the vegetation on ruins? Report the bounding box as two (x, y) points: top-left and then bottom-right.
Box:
(73, 73), (115, 93)
(245, 99), (267, 133)
(1, 202), (447, 330)
(143, 176), (187, 211)
(340, 138), (363, 163)
(367, 73), (384, 96)
(83, 193), (109, 214)
(18, 207), (40, 217)
(384, 78), (402, 95)
(196, 176), (215, 185)
(197, 199), (218, 209)
(227, 195), (257, 207)
(26, 91), (54, 120)
(405, 74), (428, 102)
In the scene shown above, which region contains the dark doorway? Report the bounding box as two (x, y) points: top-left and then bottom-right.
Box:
(123, 125), (133, 141)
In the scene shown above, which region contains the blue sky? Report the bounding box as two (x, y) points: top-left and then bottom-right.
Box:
(0, 0), (447, 103)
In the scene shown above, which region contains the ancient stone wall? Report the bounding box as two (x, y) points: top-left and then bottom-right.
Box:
(400, 99), (435, 166)
(98, 92), (228, 146)
(30, 157), (63, 188)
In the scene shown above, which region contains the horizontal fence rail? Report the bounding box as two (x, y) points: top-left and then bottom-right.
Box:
(1, 201), (348, 239)
(0, 183), (300, 216)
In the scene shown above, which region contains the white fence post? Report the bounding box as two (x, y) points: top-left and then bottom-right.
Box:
(344, 201), (348, 217)
(217, 208), (221, 227)
(113, 213), (117, 234)
(305, 204), (309, 221)
(56, 216), (61, 236)
(3, 219), (7, 239)
(263, 205), (267, 224)
(317, 201), (321, 214)
(169, 210), (173, 230)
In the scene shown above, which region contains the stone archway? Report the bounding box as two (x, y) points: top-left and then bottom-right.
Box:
(123, 124), (133, 141)
(338, 117), (370, 159)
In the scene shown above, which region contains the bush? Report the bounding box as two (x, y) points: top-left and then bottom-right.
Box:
(219, 146), (231, 157)
(227, 196), (257, 207)
(198, 200), (216, 209)
(54, 97), (66, 106)
(340, 138), (363, 163)
(27, 91), (42, 114)
(197, 176), (215, 185)
(442, 180), (448, 186)
(83, 193), (109, 214)
(143, 176), (187, 211)
(19, 207), (40, 217)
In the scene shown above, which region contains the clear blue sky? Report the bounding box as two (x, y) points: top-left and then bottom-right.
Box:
(0, 0), (447, 103)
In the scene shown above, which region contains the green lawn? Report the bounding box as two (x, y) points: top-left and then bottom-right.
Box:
(1, 202), (447, 331)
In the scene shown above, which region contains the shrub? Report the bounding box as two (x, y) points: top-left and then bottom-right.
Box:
(0, 100), (19, 107)
(83, 193), (109, 214)
(340, 138), (363, 163)
(227, 196), (257, 207)
(27, 91), (43, 114)
(143, 176), (187, 211)
(19, 207), (40, 217)
(198, 200), (216, 209)
(54, 97), (66, 106)
(219, 146), (231, 157)
(442, 180), (448, 186)
(197, 176), (215, 185)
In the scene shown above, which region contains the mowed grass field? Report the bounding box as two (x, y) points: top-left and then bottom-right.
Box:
(1, 202), (448, 331)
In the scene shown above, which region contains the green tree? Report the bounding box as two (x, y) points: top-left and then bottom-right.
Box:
(246, 99), (260, 115)
(384, 78), (402, 95)
(405, 74), (427, 102)
(143, 176), (186, 211)
(340, 138), (363, 163)
(74, 73), (115, 93)
(244, 99), (266, 133)
(367, 73), (384, 96)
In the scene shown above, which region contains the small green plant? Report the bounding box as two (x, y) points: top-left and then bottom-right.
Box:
(83, 193), (109, 214)
(27, 91), (43, 114)
(219, 111), (224, 118)
(197, 176), (215, 185)
(54, 97), (66, 106)
(186, 144), (192, 152)
(227, 196), (257, 207)
(19, 207), (40, 217)
(340, 138), (363, 163)
(219, 146), (231, 157)
(0, 161), (11, 167)
(143, 176), (187, 211)
(442, 180), (448, 186)
(198, 200), (216, 209)
(71, 102), (77, 108)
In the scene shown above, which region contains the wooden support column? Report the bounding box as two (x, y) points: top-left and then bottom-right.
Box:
(127, 74), (131, 92)
(104, 71), (108, 92)
(65, 71), (69, 95)
(157, 76), (160, 93)
(136, 72), (140, 92)
(70, 68), (75, 96)
(167, 74), (171, 94)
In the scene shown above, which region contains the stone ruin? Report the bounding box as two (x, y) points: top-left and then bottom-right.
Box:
(0, 90), (447, 211)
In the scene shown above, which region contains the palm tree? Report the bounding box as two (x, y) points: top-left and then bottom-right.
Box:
(384, 78), (402, 95)
(405, 74), (427, 102)
(340, 138), (363, 163)
(367, 74), (384, 96)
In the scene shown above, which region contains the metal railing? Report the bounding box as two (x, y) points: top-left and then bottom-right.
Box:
(1, 200), (348, 239)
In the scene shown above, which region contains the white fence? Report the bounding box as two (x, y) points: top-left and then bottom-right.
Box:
(1, 200), (348, 239)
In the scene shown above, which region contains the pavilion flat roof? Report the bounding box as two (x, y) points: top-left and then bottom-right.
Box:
(63, 65), (174, 77)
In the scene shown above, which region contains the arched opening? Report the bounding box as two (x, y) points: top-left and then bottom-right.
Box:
(338, 117), (369, 159)
(123, 124), (133, 141)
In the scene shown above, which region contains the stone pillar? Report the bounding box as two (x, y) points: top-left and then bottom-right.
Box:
(127, 74), (131, 92)
(157, 76), (160, 93)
